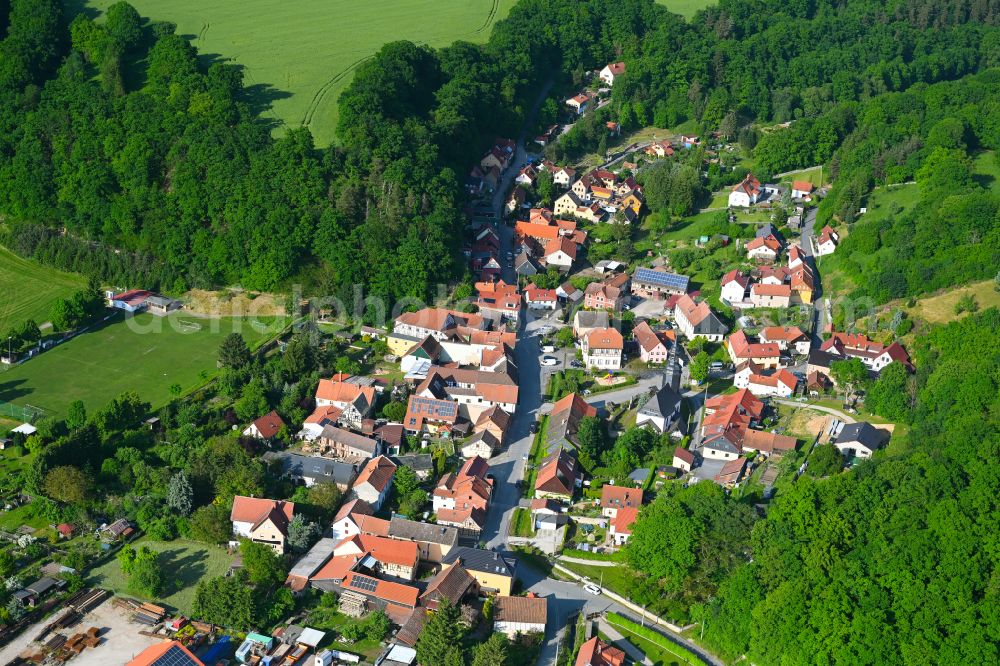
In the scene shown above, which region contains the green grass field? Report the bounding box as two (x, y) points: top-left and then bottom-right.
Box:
(80, 0), (518, 146)
(657, 0), (713, 19)
(87, 539), (234, 615)
(0, 311), (282, 417)
(0, 246), (86, 334)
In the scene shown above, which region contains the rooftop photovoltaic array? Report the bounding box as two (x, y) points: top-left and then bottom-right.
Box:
(150, 646), (201, 666)
(634, 268), (689, 291)
(412, 396), (457, 417)
(351, 574), (379, 593)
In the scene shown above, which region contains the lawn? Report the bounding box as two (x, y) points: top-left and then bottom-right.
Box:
(606, 612), (707, 666)
(79, 0), (517, 147)
(510, 507), (535, 537)
(904, 280), (1000, 324)
(0, 311), (283, 417)
(87, 538), (234, 615)
(656, 0), (713, 19)
(776, 165), (828, 187)
(0, 246), (86, 334)
(972, 150), (1000, 196)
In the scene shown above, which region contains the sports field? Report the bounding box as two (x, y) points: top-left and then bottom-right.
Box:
(81, 0), (518, 146)
(0, 311), (283, 417)
(0, 246), (86, 333)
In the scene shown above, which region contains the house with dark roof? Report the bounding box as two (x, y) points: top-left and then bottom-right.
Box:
(389, 453), (434, 480)
(420, 563), (477, 610)
(635, 383), (681, 434)
(230, 497), (295, 554)
(387, 517), (459, 563)
(263, 451), (359, 490)
(442, 547), (517, 596)
(834, 422), (890, 459)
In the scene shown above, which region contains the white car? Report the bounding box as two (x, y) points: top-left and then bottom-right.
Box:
(583, 583), (602, 595)
(541, 345), (555, 353)
(541, 356), (558, 366)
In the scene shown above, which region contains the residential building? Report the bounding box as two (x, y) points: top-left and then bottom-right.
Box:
(821, 333), (913, 373)
(474, 404), (511, 444)
(644, 140), (674, 158)
(600, 485), (643, 519)
(387, 517), (460, 563)
(230, 496), (294, 554)
(728, 173), (762, 207)
(333, 533), (418, 581)
(573, 310), (610, 339)
(599, 61), (626, 86)
(632, 321), (670, 364)
(720, 270), (750, 305)
(635, 382), (682, 434)
(815, 226), (839, 256)
(727, 330), (781, 368)
(739, 368), (798, 397)
(535, 449), (578, 501)
(760, 326), (810, 355)
(834, 422), (890, 459)
(791, 180), (814, 199)
(421, 564), (478, 611)
(714, 458), (748, 487)
(575, 637), (625, 666)
(750, 283), (792, 308)
(391, 308), (486, 352)
(552, 166), (577, 187)
(609, 507), (639, 546)
(263, 451), (359, 490)
(566, 93), (590, 115)
(672, 447), (695, 472)
(403, 395), (459, 436)
(787, 244), (805, 269)
(433, 457), (493, 537)
(476, 280), (521, 322)
(547, 393), (598, 452)
(631, 267), (689, 299)
(524, 284), (558, 310)
(460, 430), (500, 460)
(242, 410), (285, 440)
(494, 595), (547, 637)
(413, 366), (518, 423)
(351, 456), (397, 511)
(309, 375), (376, 432)
(310, 425), (380, 461)
(442, 547), (517, 595)
(582, 327), (624, 369)
(544, 236), (578, 270)
(745, 234), (782, 262)
(673, 294), (728, 341)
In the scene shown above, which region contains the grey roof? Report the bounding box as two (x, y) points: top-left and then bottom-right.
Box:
(442, 547), (517, 578)
(27, 577), (59, 596)
(264, 451), (359, 486)
(692, 310), (728, 337)
(628, 468), (650, 484)
(319, 425), (379, 455)
(574, 310), (610, 329)
(836, 422), (889, 452)
(288, 538), (337, 579)
(144, 295), (178, 308)
(515, 253), (539, 276)
(756, 223), (784, 243)
(638, 383), (681, 420)
(808, 349), (843, 369)
(391, 454), (434, 473)
(388, 517), (459, 547)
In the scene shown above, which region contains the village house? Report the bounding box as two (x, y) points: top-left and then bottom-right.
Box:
(599, 61), (626, 86)
(566, 93), (590, 115)
(494, 595), (548, 638)
(551, 165), (577, 187)
(505, 186), (526, 215)
(672, 447), (696, 472)
(750, 282), (793, 308)
(791, 180), (814, 199)
(700, 390), (797, 461)
(635, 381), (682, 434)
(582, 327), (624, 370)
(413, 366), (518, 423)
(673, 294), (728, 341)
(787, 244), (805, 269)
(475, 280), (521, 322)
(833, 422), (890, 459)
(473, 404), (511, 445)
(760, 326), (810, 355)
(351, 456), (397, 511)
(333, 533), (418, 581)
(644, 139), (674, 158)
(576, 637), (626, 666)
(728, 330), (781, 368)
(524, 284), (558, 310)
(403, 395), (460, 436)
(515, 164), (537, 187)
(263, 451), (359, 491)
(714, 458), (749, 487)
(720, 269), (751, 305)
(745, 234), (782, 263)
(573, 310), (611, 339)
(461, 430), (500, 460)
(433, 456), (493, 538)
(631, 267), (689, 299)
(632, 321), (671, 364)
(390, 308), (487, 355)
(308, 374), (377, 433)
(535, 449), (578, 501)
(442, 546), (517, 596)
(230, 496), (295, 554)
(609, 507), (639, 547)
(242, 410), (285, 441)
(547, 392), (598, 452)
(584, 281), (626, 311)
(543, 236), (578, 270)
(599, 485), (643, 519)
(421, 564), (478, 611)
(815, 225), (840, 256)
(729, 173), (762, 208)
(310, 425), (380, 461)
(734, 365), (798, 397)
(821, 333), (913, 373)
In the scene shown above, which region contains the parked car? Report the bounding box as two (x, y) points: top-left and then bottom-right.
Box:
(541, 356), (558, 366)
(709, 361), (724, 370)
(570, 360), (584, 368)
(583, 583), (602, 595)
(541, 345), (555, 353)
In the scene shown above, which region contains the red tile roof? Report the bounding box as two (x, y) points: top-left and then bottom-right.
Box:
(127, 641), (204, 666)
(230, 496), (294, 526)
(353, 456), (397, 494)
(343, 572), (419, 608)
(612, 507), (639, 536)
(586, 327), (624, 350)
(248, 410), (285, 439)
(599, 485), (642, 510)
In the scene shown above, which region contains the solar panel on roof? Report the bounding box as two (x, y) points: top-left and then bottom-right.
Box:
(351, 574), (379, 593)
(150, 645), (200, 666)
(635, 268), (689, 290)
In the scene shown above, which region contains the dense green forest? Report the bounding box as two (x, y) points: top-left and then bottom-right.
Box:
(3, 0), (1000, 304)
